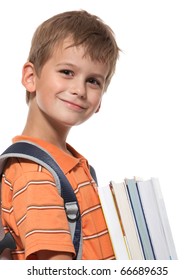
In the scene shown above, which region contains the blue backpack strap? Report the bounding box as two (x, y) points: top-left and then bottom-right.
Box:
(89, 165), (98, 185)
(0, 141), (81, 259)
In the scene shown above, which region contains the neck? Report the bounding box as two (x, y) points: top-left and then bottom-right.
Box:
(22, 106), (71, 153)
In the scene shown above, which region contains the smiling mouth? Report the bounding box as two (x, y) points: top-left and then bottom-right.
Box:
(59, 98), (86, 111)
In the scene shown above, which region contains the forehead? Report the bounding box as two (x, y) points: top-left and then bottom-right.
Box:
(51, 38), (109, 73)
(53, 37), (108, 65)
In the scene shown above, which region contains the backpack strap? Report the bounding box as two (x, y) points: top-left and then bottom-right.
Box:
(89, 165), (98, 185)
(0, 141), (82, 259)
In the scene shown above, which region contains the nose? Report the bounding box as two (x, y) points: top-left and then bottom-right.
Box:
(70, 77), (86, 99)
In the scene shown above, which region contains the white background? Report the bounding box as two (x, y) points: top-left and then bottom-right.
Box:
(0, 0), (195, 264)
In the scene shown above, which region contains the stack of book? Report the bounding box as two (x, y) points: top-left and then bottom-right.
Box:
(98, 177), (177, 260)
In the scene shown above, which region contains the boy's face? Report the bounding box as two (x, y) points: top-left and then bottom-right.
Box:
(25, 38), (109, 128)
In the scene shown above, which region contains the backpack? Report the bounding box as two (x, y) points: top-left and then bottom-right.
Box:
(0, 141), (98, 260)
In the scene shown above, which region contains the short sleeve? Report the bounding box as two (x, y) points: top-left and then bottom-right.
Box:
(12, 169), (75, 258)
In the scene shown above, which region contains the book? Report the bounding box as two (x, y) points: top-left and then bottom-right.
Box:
(125, 178), (155, 259)
(99, 177), (177, 260)
(151, 177), (177, 259)
(110, 180), (144, 259)
(136, 178), (172, 259)
(98, 184), (130, 259)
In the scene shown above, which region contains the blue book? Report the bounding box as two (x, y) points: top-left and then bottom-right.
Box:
(125, 178), (155, 260)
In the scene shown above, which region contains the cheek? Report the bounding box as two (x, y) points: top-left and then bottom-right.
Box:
(89, 97), (102, 115)
(35, 79), (60, 105)
(36, 70), (62, 92)
(35, 85), (55, 111)
(90, 89), (103, 103)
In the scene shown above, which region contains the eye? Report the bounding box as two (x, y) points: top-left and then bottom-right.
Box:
(87, 77), (101, 87)
(59, 69), (74, 77)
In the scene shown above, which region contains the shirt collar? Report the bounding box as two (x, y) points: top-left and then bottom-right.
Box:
(12, 135), (87, 174)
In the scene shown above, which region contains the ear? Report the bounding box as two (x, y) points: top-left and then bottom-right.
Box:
(21, 62), (36, 93)
(95, 102), (101, 113)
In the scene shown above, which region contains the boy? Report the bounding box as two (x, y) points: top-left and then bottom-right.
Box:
(0, 10), (120, 260)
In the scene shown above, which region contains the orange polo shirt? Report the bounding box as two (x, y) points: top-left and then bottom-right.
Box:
(1, 135), (115, 260)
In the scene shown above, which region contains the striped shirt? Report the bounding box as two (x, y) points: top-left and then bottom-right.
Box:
(1, 135), (115, 260)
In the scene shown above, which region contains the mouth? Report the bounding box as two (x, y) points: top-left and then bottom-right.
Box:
(59, 98), (86, 111)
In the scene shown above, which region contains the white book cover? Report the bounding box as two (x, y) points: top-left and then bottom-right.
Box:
(98, 185), (130, 260)
(151, 177), (177, 259)
(137, 179), (171, 259)
(110, 181), (144, 259)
